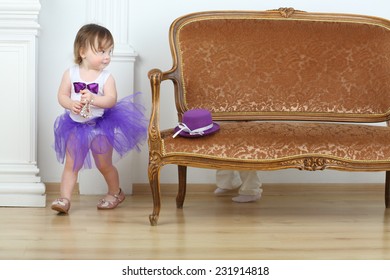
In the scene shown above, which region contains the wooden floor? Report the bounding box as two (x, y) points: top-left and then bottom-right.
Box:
(1, 183), (390, 260)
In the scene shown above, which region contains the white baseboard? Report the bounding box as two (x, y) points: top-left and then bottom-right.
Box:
(42, 182), (385, 197)
(0, 182), (46, 207)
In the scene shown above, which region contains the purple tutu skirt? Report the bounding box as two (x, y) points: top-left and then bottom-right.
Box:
(54, 93), (148, 170)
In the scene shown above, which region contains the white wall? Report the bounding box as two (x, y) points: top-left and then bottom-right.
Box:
(38, 0), (390, 190)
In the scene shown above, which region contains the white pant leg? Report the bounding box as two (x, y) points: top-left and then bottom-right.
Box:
(238, 171), (262, 196)
(216, 170), (242, 190)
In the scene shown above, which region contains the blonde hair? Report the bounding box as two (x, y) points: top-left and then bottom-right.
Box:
(73, 23), (114, 64)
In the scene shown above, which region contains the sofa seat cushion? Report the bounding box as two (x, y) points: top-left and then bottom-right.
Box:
(162, 122), (390, 162)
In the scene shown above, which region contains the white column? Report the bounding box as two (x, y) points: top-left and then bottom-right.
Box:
(79, 0), (138, 195)
(0, 0), (45, 207)
(86, 0), (137, 61)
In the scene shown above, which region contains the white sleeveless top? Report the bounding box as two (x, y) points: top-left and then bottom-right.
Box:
(69, 65), (110, 123)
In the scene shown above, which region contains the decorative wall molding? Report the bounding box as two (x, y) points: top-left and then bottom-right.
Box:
(0, 0), (40, 33)
(86, 0), (137, 61)
(0, 0), (45, 207)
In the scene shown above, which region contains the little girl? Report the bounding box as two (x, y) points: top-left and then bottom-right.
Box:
(52, 23), (147, 214)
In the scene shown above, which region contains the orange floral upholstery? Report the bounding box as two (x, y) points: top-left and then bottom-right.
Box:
(178, 18), (390, 118)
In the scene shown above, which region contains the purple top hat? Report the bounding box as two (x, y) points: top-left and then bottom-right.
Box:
(173, 109), (220, 138)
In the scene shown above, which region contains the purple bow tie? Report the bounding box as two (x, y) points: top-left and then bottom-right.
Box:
(73, 82), (99, 94)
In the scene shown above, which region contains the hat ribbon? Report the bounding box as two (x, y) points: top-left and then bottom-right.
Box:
(172, 122), (214, 138)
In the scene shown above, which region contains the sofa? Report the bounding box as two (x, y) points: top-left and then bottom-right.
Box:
(147, 8), (390, 225)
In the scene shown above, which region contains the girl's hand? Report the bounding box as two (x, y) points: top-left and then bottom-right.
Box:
(80, 90), (93, 104)
(70, 100), (83, 115)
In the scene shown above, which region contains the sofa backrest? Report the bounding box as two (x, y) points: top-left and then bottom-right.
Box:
(167, 8), (390, 122)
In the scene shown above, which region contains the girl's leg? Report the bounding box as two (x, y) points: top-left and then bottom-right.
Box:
(91, 135), (124, 209)
(93, 147), (125, 209)
(92, 146), (120, 199)
(51, 150), (80, 213)
(59, 150), (80, 200)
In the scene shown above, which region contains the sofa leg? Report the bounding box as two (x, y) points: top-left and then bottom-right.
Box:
(386, 171), (390, 208)
(148, 164), (161, 226)
(177, 165), (187, 209)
